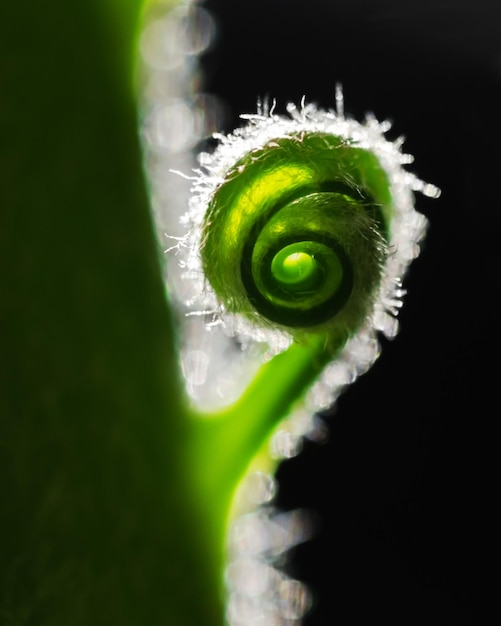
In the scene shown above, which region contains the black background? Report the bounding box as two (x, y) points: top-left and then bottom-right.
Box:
(200, 1), (500, 624)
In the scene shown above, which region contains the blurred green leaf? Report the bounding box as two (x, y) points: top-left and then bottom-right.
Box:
(0, 1), (224, 624)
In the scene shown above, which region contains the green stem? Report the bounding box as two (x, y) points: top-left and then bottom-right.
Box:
(187, 333), (340, 554)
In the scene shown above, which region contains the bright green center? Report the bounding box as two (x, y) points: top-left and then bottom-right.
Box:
(271, 245), (322, 291)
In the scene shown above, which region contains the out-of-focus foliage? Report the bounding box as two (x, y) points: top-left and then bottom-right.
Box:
(0, 2), (224, 625)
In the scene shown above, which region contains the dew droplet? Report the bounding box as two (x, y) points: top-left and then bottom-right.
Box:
(270, 430), (302, 459)
(244, 471), (277, 505)
(180, 349), (209, 387)
(277, 579), (312, 620)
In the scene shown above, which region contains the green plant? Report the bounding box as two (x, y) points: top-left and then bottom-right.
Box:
(0, 2), (438, 625)
(166, 92), (439, 622)
(1, 1), (223, 624)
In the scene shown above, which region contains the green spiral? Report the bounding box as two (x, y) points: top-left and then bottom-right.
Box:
(201, 131), (392, 343)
